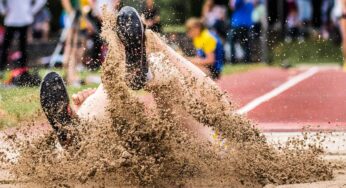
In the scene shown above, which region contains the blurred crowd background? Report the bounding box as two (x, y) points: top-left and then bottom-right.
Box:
(0, 0), (344, 86)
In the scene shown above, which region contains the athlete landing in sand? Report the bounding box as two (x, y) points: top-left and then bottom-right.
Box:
(40, 6), (233, 147)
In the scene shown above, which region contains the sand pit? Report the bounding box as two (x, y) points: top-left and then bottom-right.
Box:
(0, 130), (345, 187)
(0, 9), (342, 187)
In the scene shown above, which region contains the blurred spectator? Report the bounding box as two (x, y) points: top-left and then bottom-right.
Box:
(202, 0), (228, 41)
(321, 0), (335, 39)
(0, 0), (46, 78)
(333, 0), (342, 23)
(327, 0), (342, 45)
(251, 0), (266, 62)
(31, 7), (52, 43)
(286, 0), (297, 11)
(251, 0), (266, 39)
(142, 0), (161, 33)
(229, 0), (253, 63)
(296, 0), (312, 38)
(91, 0), (121, 17)
(202, 0), (215, 27)
(85, 0), (121, 70)
(0, 26), (5, 46)
(297, 0), (312, 24)
(185, 18), (224, 79)
(285, 6), (300, 42)
(61, 0), (92, 86)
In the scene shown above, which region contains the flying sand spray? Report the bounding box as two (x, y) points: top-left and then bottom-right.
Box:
(2, 6), (334, 187)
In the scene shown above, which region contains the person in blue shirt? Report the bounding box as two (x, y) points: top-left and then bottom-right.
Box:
(185, 18), (224, 79)
(229, 0), (253, 63)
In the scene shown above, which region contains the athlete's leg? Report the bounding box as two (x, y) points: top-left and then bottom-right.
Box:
(77, 7), (257, 145)
(63, 28), (73, 79)
(116, 6), (148, 90)
(74, 63), (216, 145)
(144, 53), (217, 143)
(40, 72), (110, 146)
(76, 84), (110, 123)
(40, 72), (79, 146)
(72, 8), (238, 144)
(49, 6), (149, 124)
(66, 28), (79, 85)
(144, 31), (260, 143)
(40, 6), (230, 147)
(74, 8), (220, 142)
(145, 30), (232, 113)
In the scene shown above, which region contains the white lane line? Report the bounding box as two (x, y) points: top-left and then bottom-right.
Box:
(236, 67), (320, 115)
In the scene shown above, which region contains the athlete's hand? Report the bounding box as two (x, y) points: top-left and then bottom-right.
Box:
(72, 88), (97, 107)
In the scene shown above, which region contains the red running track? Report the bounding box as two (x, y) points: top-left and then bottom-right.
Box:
(218, 68), (301, 107)
(218, 67), (346, 132)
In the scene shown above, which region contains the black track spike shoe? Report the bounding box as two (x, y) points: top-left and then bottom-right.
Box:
(116, 6), (149, 90)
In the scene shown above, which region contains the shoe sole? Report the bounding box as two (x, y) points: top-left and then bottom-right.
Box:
(116, 6), (148, 90)
(40, 72), (72, 144)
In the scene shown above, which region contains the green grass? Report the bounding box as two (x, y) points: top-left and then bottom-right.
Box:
(222, 63), (267, 75)
(0, 87), (41, 128)
(272, 39), (343, 65)
(163, 25), (186, 33)
(0, 85), (99, 129)
(0, 69), (99, 129)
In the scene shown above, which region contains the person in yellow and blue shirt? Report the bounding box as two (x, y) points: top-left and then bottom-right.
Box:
(185, 18), (224, 80)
